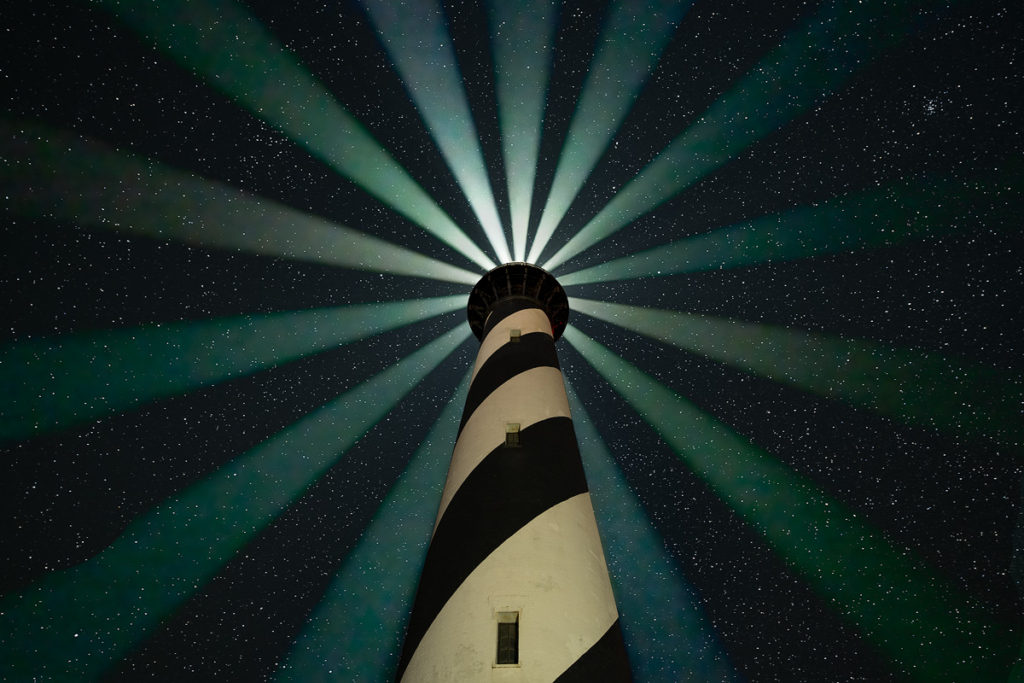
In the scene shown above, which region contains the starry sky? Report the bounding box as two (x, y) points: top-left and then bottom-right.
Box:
(2, 0), (1022, 681)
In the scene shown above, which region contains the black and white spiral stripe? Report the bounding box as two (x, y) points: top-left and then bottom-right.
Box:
(396, 298), (631, 681)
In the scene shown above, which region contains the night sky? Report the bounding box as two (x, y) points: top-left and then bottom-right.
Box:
(2, 0), (1022, 681)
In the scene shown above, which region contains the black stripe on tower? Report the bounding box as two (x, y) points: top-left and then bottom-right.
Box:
(553, 620), (633, 682)
(481, 296), (552, 339)
(395, 417), (589, 680)
(457, 331), (559, 435)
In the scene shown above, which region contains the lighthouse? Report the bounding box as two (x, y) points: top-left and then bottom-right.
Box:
(395, 262), (632, 681)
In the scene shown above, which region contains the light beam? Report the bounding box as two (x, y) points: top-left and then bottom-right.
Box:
(526, 0), (690, 264)
(360, 0), (512, 264)
(488, 0), (558, 261)
(543, 0), (938, 270)
(571, 298), (1023, 446)
(1, 119), (482, 284)
(275, 371), (472, 682)
(0, 296), (463, 442)
(564, 325), (1017, 681)
(559, 170), (1019, 285)
(565, 381), (738, 682)
(92, 0), (495, 270)
(0, 324), (470, 681)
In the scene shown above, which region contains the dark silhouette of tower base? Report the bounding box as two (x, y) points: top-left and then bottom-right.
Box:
(396, 263), (631, 681)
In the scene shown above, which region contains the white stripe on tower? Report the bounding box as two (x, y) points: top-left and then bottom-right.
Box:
(405, 494), (619, 681)
(396, 263), (632, 682)
(470, 307), (552, 380)
(433, 367), (570, 528)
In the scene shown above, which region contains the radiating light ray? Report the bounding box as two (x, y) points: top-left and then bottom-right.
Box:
(1012, 649), (1024, 683)
(91, 0), (495, 271)
(1, 119), (482, 284)
(564, 325), (1018, 681)
(0, 296), (463, 442)
(275, 371), (471, 682)
(559, 169), (1020, 285)
(360, 0), (511, 264)
(571, 298), (1023, 446)
(0, 324), (470, 681)
(488, 0), (558, 261)
(526, 0), (689, 264)
(543, 0), (934, 270)
(565, 381), (739, 683)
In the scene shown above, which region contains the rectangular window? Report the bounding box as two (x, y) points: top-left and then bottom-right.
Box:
(509, 328), (522, 343)
(496, 611), (519, 665)
(505, 423), (521, 448)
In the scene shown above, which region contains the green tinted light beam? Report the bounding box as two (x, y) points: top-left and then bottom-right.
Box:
(564, 325), (1017, 681)
(361, 0), (512, 264)
(543, 0), (931, 270)
(559, 169), (1020, 285)
(527, 0), (689, 264)
(0, 324), (470, 681)
(488, 0), (558, 261)
(275, 370), (472, 682)
(0, 296), (464, 442)
(571, 298), (1023, 446)
(92, 0), (494, 270)
(1, 120), (481, 285)
(565, 381), (738, 682)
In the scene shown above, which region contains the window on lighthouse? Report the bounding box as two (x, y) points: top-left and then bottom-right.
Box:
(496, 611), (519, 665)
(505, 423), (521, 448)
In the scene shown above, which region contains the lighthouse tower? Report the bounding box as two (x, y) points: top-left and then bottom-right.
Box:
(395, 263), (632, 681)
